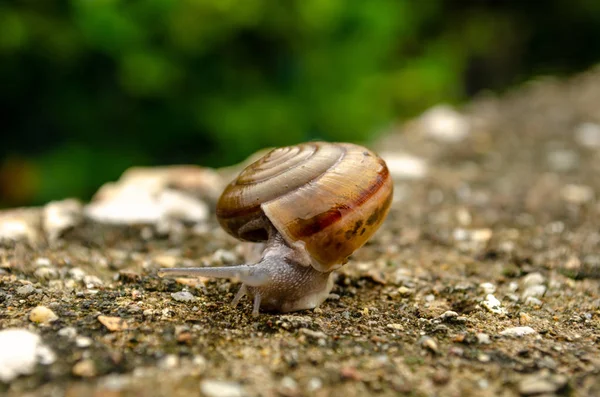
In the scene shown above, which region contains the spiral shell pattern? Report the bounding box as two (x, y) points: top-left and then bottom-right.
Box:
(216, 142), (393, 272)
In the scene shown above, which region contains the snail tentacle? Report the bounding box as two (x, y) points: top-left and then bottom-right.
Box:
(158, 264), (271, 287)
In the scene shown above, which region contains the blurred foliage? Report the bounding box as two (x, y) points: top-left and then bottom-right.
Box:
(1, 0), (600, 206)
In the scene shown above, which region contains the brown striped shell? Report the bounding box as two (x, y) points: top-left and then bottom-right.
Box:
(216, 142), (393, 272)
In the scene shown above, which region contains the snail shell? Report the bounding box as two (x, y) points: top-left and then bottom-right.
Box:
(216, 141), (393, 272)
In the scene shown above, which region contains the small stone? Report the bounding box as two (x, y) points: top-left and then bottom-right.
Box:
(500, 326), (536, 337)
(560, 184), (594, 204)
(479, 282), (496, 294)
(419, 336), (438, 353)
(171, 291), (196, 302)
(307, 377), (323, 392)
(454, 228), (493, 243)
(387, 323), (404, 331)
(0, 329), (56, 382)
(478, 353), (491, 362)
(397, 286), (415, 296)
(522, 285), (546, 299)
(68, 267), (87, 281)
(200, 380), (245, 397)
(16, 284), (35, 296)
(72, 359), (97, 377)
(439, 310), (459, 321)
(158, 354), (179, 369)
(481, 294), (506, 315)
(57, 327), (77, 338)
(29, 306), (58, 324)
(518, 372), (568, 395)
(33, 267), (59, 280)
(522, 272), (545, 287)
(380, 153), (428, 180)
(419, 104), (470, 143)
(299, 328), (327, 340)
(524, 296), (543, 306)
(519, 312), (532, 324)
(83, 275), (103, 288)
(97, 315), (129, 332)
(75, 336), (93, 348)
(43, 199), (83, 243)
(35, 257), (52, 267)
(0, 209), (42, 245)
(575, 122), (600, 149)
(279, 376), (298, 396)
(211, 249), (238, 265)
(476, 333), (491, 344)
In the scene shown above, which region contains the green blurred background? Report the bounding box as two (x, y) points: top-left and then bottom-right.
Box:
(1, 0), (599, 207)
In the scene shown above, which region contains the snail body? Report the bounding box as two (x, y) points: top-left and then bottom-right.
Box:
(159, 142), (393, 315)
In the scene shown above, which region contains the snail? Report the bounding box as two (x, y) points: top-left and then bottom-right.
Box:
(159, 142), (393, 315)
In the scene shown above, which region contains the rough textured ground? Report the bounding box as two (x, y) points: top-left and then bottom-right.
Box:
(2, 67), (600, 397)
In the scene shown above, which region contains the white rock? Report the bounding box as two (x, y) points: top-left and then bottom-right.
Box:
(0, 329), (56, 382)
(58, 327), (78, 338)
(476, 333), (491, 344)
(500, 326), (536, 337)
(479, 282), (496, 294)
(171, 291), (196, 302)
(35, 258), (52, 267)
(85, 186), (208, 225)
(575, 122), (600, 149)
(43, 199), (83, 243)
(525, 297), (543, 306)
(86, 165), (221, 225)
(200, 380), (245, 397)
(522, 285), (546, 300)
(522, 272), (545, 287)
(75, 336), (93, 348)
(419, 104), (470, 143)
(481, 294), (506, 315)
(380, 153), (428, 180)
(0, 209), (41, 245)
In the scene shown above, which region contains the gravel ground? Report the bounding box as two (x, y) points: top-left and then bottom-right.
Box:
(2, 67), (600, 397)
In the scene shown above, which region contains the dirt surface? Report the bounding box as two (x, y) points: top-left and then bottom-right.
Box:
(2, 67), (600, 397)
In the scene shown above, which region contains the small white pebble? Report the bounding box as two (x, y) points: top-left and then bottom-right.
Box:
(58, 327), (78, 338)
(0, 329), (56, 382)
(34, 258), (51, 267)
(439, 311), (459, 320)
(522, 285), (546, 299)
(419, 104), (470, 143)
(481, 294), (507, 315)
(522, 272), (545, 287)
(68, 268), (87, 281)
(75, 336), (93, 348)
(479, 282), (496, 294)
(525, 297), (543, 306)
(200, 380), (245, 397)
(476, 333), (491, 344)
(500, 326), (536, 337)
(171, 291), (196, 302)
(158, 354), (179, 369)
(575, 122), (600, 149)
(307, 377), (323, 392)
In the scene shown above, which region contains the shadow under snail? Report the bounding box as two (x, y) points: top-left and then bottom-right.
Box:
(159, 142), (393, 315)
